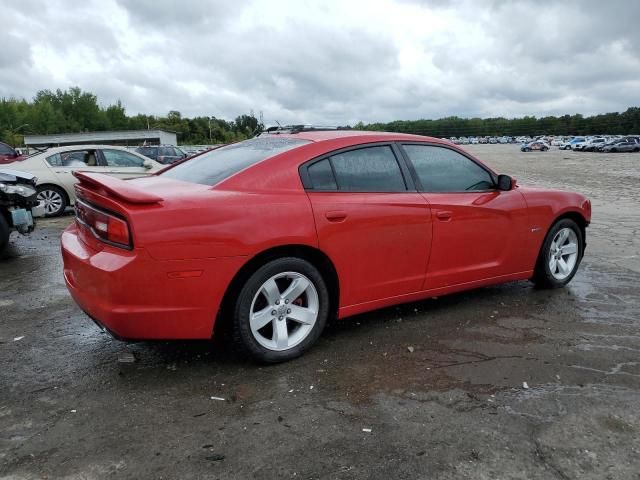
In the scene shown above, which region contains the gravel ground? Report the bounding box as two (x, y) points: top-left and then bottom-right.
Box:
(1, 145), (639, 479)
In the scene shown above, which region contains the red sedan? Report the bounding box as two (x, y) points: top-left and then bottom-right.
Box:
(61, 130), (591, 362)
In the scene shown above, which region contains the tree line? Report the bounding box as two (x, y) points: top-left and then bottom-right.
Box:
(358, 108), (640, 138)
(0, 87), (260, 146)
(2, 87), (639, 146)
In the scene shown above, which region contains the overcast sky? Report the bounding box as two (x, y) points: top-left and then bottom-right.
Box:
(2, 0), (639, 125)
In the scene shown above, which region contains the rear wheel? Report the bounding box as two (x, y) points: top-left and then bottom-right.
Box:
(232, 257), (330, 363)
(37, 185), (67, 217)
(0, 214), (9, 255)
(532, 219), (583, 288)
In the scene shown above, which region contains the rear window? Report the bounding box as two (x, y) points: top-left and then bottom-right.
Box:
(161, 137), (310, 186)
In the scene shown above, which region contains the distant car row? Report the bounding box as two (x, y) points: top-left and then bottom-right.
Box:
(448, 136), (518, 145)
(558, 136), (640, 152)
(520, 136), (640, 153)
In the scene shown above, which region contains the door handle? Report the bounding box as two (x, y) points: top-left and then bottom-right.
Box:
(436, 210), (453, 221)
(325, 210), (347, 222)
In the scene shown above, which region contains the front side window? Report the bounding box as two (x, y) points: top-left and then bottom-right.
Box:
(162, 136), (310, 186)
(403, 145), (494, 192)
(102, 149), (144, 167)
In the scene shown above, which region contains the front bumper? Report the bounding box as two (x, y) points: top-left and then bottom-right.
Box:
(61, 224), (244, 340)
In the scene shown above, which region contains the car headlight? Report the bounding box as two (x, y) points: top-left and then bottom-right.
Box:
(0, 183), (37, 197)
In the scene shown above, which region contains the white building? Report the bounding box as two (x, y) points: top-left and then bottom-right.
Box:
(23, 129), (177, 147)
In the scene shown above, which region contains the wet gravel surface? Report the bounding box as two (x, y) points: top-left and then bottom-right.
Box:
(1, 145), (639, 479)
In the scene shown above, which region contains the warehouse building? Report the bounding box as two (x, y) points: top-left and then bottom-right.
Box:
(23, 129), (177, 148)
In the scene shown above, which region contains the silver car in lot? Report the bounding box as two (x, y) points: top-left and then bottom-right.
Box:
(601, 140), (640, 153)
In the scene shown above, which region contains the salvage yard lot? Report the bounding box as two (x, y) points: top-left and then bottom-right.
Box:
(1, 144), (639, 479)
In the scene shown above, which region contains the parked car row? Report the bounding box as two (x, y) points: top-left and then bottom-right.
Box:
(561, 136), (640, 153)
(1, 129), (593, 362)
(448, 136), (517, 145)
(446, 134), (640, 154)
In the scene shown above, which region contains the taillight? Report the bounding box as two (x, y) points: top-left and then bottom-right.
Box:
(75, 199), (132, 249)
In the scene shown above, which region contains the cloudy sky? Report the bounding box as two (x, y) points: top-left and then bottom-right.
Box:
(1, 0), (639, 124)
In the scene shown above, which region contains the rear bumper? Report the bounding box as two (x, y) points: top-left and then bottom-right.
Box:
(61, 224), (245, 340)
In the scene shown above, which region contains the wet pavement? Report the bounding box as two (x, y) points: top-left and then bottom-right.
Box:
(1, 145), (639, 479)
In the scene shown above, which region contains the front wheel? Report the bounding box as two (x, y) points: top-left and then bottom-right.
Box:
(532, 219), (583, 288)
(232, 257), (330, 363)
(37, 185), (67, 217)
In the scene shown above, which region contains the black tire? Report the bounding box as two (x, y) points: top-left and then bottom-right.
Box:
(0, 213), (9, 255)
(232, 257), (330, 363)
(532, 218), (584, 289)
(611, 148), (617, 153)
(37, 185), (67, 217)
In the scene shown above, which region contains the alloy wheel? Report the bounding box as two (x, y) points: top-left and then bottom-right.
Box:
(37, 189), (63, 216)
(548, 227), (579, 280)
(249, 272), (319, 351)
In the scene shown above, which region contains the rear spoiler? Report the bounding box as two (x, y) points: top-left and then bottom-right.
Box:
(73, 171), (163, 204)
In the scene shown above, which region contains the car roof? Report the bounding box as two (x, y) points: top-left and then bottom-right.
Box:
(31, 144), (137, 155)
(261, 130), (450, 145)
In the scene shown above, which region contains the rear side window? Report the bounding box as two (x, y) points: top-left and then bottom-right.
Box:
(306, 145), (406, 192)
(161, 137), (310, 186)
(330, 146), (406, 192)
(308, 159), (337, 190)
(403, 145), (494, 192)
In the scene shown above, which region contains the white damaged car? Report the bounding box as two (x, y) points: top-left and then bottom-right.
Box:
(4, 145), (163, 216)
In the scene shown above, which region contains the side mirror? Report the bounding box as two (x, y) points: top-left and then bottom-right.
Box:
(497, 174), (515, 191)
(143, 159), (153, 170)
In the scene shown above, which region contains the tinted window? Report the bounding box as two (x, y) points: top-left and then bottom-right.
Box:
(102, 149), (144, 167)
(136, 147), (158, 159)
(308, 158), (337, 190)
(329, 146), (406, 192)
(0, 143), (15, 155)
(159, 147), (177, 157)
(403, 145), (494, 192)
(162, 137), (310, 186)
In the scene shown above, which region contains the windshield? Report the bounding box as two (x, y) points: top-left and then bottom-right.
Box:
(161, 136), (310, 186)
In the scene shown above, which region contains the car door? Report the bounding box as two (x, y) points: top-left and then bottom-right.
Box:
(301, 144), (432, 307)
(400, 143), (530, 290)
(45, 149), (107, 194)
(98, 148), (158, 178)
